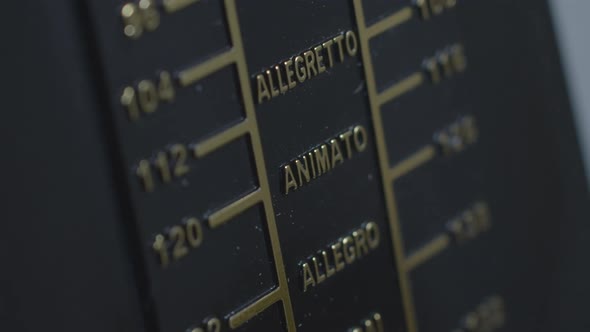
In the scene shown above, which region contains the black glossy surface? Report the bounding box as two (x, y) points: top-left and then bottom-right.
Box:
(4, 0), (589, 331)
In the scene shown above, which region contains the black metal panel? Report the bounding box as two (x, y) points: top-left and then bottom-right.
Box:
(4, 0), (589, 332)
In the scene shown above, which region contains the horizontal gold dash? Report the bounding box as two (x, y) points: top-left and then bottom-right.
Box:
(179, 49), (236, 86)
(389, 145), (436, 181)
(405, 234), (450, 272)
(377, 72), (424, 106)
(208, 189), (262, 229)
(193, 120), (250, 158)
(229, 287), (283, 328)
(162, 0), (200, 13)
(367, 6), (414, 38)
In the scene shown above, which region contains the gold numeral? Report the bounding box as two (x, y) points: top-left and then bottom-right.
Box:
(153, 218), (204, 268)
(185, 217), (204, 248)
(206, 317), (221, 332)
(416, 0), (431, 20)
(447, 202), (492, 244)
(153, 234), (170, 267)
(135, 143), (191, 192)
(170, 144), (190, 177)
(158, 71), (176, 102)
(424, 57), (441, 84)
(170, 225), (189, 260)
(424, 44), (467, 84)
(416, 0), (458, 20)
(435, 115), (478, 156)
(348, 312), (384, 332)
(137, 80), (158, 114)
(454, 296), (505, 331)
(121, 0), (160, 39)
(120, 70), (176, 122)
(154, 151), (172, 183)
(450, 44), (467, 73)
(136, 159), (155, 192)
(120, 87), (141, 121)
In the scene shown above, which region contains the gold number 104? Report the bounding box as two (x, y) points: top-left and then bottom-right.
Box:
(120, 71), (175, 122)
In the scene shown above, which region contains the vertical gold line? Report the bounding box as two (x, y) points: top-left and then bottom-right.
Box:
(352, 1), (419, 331)
(223, 0), (296, 331)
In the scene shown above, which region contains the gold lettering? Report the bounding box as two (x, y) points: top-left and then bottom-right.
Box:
(365, 222), (380, 250)
(345, 30), (358, 56)
(322, 39), (335, 67)
(254, 33), (359, 101)
(256, 74), (271, 104)
(302, 262), (316, 292)
(294, 55), (307, 83)
(300, 222), (381, 293)
(281, 125), (368, 194)
(353, 125), (368, 152)
(331, 242), (345, 271)
(314, 144), (331, 175)
(284, 165), (298, 194)
(330, 139), (344, 168)
(307, 152), (317, 178)
(266, 69), (279, 97)
(339, 130), (354, 158)
(303, 50), (318, 78)
(314, 45), (326, 74)
(333, 34), (346, 62)
(275, 65), (289, 94)
(353, 229), (369, 258)
(295, 158), (311, 186)
(312, 256), (326, 284)
(342, 236), (356, 264)
(284, 59), (297, 89)
(322, 250), (336, 278)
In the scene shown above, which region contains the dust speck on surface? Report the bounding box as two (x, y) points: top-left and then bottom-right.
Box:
(353, 81), (364, 94)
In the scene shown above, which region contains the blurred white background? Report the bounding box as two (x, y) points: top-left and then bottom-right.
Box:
(549, 0), (590, 185)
